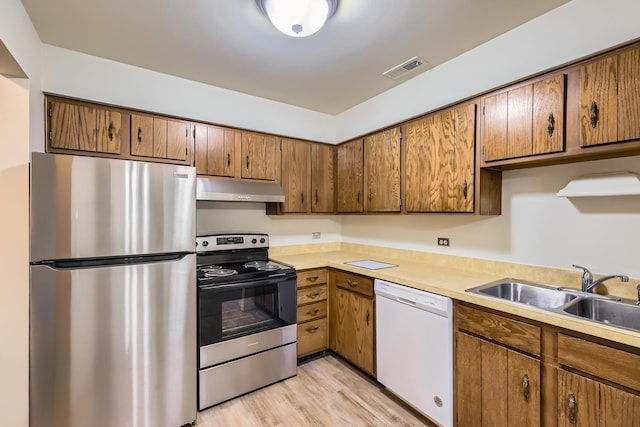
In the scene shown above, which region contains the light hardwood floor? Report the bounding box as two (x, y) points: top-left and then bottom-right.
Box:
(196, 354), (434, 427)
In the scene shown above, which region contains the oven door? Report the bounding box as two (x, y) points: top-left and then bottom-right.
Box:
(199, 275), (296, 349)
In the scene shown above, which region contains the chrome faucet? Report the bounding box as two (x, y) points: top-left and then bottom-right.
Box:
(572, 264), (629, 293)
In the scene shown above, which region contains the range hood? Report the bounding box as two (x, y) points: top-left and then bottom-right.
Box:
(196, 177), (285, 202)
(556, 171), (640, 197)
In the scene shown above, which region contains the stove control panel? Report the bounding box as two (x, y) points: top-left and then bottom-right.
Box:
(196, 233), (269, 252)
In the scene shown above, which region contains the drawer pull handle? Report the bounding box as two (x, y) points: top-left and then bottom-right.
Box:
(137, 127), (142, 143)
(347, 280), (359, 287)
(366, 309), (370, 326)
(463, 180), (468, 200)
(306, 309), (320, 316)
(568, 393), (577, 424)
(306, 292), (320, 299)
(227, 152), (231, 167)
(522, 374), (530, 402)
(547, 112), (555, 137)
(306, 326), (319, 333)
(246, 155), (250, 168)
(108, 122), (114, 141)
(314, 190), (319, 205)
(590, 100), (598, 128)
(305, 276), (320, 282)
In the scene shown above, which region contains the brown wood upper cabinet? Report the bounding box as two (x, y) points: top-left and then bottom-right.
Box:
(194, 124), (238, 177)
(275, 139), (335, 214)
(280, 138), (311, 213)
(241, 131), (279, 181)
(364, 127), (401, 212)
(483, 74), (565, 162)
(580, 44), (640, 147)
(48, 99), (122, 155)
(336, 138), (364, 213)
(404, 103), (475, 213)
(130, 114), (189, 161)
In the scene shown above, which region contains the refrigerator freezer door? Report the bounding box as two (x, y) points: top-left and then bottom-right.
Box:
(30, 152), (195, 262)
(30, 254), (197, 427)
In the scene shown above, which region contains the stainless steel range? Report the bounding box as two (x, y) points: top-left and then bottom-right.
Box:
(196, 233), (297, 410)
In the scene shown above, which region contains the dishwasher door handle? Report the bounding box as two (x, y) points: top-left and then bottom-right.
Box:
(395, 296), (418, 306)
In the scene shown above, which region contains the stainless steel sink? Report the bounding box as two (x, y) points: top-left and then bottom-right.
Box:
(562, 298), (640, 332)
(467, 279), (580, 309)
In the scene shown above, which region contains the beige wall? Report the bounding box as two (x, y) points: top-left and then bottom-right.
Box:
(0, 74), (30, 427)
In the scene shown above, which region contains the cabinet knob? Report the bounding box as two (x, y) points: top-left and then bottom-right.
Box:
(227, 152), (231, 167)
(357, 191), (361, 203)
(306, 276), (320, 282)
(522, 374), (530, 402)
(137, 127), (142, 143)
(368, 190), (372, 202)
(108, 122), (114, 141)
(568, 393), (577, 424)
(301, 191), (305, 205)
(547, 112), (555, 137)
(365, 309), (370, 326)
(306, 292), (320, 299)
(314, 189), (319, 205)
(590, 101), (599, 128)
(306, 309), (320, 316)
(246, 155), (250, 168)
(305, 325), (319, 333)
(463, 180), (468, 200)
(347, 280), (359, 288)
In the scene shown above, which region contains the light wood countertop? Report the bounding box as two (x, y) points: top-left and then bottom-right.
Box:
(272, 244), (640, 349)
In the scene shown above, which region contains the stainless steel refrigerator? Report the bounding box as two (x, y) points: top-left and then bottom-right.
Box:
(29, 152), (197, 427)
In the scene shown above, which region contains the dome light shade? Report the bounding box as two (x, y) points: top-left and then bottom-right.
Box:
(257, 0), (338, 37)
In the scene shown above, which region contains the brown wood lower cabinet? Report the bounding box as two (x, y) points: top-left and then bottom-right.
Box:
(329, 270), (375, 377)
(455, 301), (640, 427)
(296, 268), (329, 358)
(455, 304), (541, 427)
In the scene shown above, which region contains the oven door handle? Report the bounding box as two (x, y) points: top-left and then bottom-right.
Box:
(199, 275), (290, 292)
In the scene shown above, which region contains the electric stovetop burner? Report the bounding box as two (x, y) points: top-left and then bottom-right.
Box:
(202, 268), (237, 277)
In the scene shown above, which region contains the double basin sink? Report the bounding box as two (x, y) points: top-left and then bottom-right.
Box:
(467, 279), (640, 333)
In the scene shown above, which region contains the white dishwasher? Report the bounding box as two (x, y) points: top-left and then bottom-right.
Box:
(375, 279), (453, 427)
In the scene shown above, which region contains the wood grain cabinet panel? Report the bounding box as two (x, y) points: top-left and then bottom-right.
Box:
(131, 114), (189, 161)
(364, 127), (401, 212)
(557, 369), (599, 427)
(194, 124), (237, 177)
(580, 55), (618, 147)
(617, 45), (640, 142)
(49, 99), (121, 154)
(130, 114), (154, 157)
(336, 138), (364, 213)
(241, 132), (278, 181)
(280, 138), (310, 213)
(483, 74), (565, 162)
(329, 270), (375, 376)
(296, 268), (328, 358)
(404, 103), (475, 212)
(166, 120), (188, 161)
(310, 143), (335, 213)
(455, 330), (540, 427)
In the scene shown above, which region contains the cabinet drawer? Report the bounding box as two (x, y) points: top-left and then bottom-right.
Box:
(333, 270), (373, 297)
(297, 318), (328, 357)
(456, 304), (541, 356)
(297, 284), (327, 305)
(557, 334), (640, 392)
(297, 269), (327, 288)
(297, 300), (327, 323)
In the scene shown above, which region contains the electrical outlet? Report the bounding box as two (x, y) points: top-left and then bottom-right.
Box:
(312, 232), (321, 240)
(437, 237), (450, 247)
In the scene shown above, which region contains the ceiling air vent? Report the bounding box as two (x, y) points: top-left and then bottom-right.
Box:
(383, 56), (427, 80)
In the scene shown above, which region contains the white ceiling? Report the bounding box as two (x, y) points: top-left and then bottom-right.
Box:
(21, 0), (568, 114)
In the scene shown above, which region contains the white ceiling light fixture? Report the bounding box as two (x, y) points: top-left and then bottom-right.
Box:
(257, 0), (338, 38)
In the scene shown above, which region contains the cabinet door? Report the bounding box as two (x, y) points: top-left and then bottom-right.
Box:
(482, 92), (508, 161)
(557, 369), (599, 427)
(166, 119), (188, 161)
(533, 74), (565, 155)
(130, 114), (154, 157)
(336, 139), (364, 213)
(455, 332), (483, 427)
(364, 127), (401, 212)
(450, 104), (475, 212)
(600, 382), (640, 427)
(310, 143), (335, 213)
(403, 116), (430, 212)
(195, 125), (237, 177)
(50, 101), (121, 154)
(618, 45), (640, 142)
(281, 139), (310, 213)
(506, 85), (534, 159)
(580, 55), (618, 147)
(241, 132), (278, 181)
(507, 350), (540, 427)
